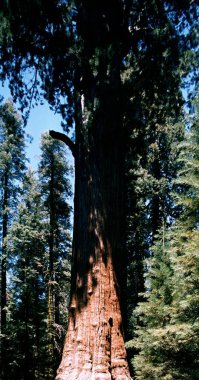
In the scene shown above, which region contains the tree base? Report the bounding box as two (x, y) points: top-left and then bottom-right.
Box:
(56, 368), (131, 380)
(55, 257), (132, 380)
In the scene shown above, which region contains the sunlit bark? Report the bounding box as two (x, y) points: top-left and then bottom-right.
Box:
(55, 90), (131, 379)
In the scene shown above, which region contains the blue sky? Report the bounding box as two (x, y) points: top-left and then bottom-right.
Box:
(1, 82), (67, 170)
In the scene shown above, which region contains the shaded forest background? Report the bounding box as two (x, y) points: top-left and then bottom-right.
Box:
(0, 1), (199, 379)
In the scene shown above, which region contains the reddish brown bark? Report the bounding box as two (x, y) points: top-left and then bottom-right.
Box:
(56, 254), (130, 380)
(55, 92), (131, 379)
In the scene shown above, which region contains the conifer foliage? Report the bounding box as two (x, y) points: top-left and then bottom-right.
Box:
(6, 170), (46, 380)
(38, 133), (72, 378)
(130, 101), (199, 379)
(0, 98), (27, 378)
(126, 119), (185, 340)
(0, 101), (72, 379)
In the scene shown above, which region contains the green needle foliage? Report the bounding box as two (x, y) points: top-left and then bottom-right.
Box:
(128, 99), (199, 379)
(0, 98), (27, 378)
(6, 170), (46, 380)
(38, 133), (72, 378)
(126, 117), (185, 340)
(1, 131), (72, 379)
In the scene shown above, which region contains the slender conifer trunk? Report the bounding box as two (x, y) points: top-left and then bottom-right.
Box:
(151, 158), (161, 241)
(0, 171), (8, 378)
(1, 171), (8, 332)
(48, 163), (56, 378)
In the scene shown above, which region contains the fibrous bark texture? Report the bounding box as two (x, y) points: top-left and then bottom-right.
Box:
(56, 84), (131, 379)
(56, 253), (130, 380)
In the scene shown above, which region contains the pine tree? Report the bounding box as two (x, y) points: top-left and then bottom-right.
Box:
(130, 99), (199, 379)
(127, 226), (174, 379)
(38, 133), (72, 378)
(167, 98), (199, 379)
(126, 119), (185, 340)
(0, 99), (27, 378)
(6, 170), (46, 380)
(6, 144), (72, 380)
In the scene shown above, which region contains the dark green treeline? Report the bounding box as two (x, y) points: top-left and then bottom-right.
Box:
(127, 98), (199, 379)
(0, 102), (72, 380)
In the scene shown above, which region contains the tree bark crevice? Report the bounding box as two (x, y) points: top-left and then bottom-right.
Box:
(55, 68), (131, 379)
(56, 256), (130, 380)
(56, 137), (131, 378)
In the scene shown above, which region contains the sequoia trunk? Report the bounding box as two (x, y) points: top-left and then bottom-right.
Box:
(56, 95), (131, 379)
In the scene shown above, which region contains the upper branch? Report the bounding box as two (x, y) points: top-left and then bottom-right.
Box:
(49, 130), (76, 158)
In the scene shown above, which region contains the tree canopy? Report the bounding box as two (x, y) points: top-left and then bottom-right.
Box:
(0, 1), (197, 125)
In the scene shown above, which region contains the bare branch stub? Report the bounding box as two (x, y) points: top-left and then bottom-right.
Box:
(49, 130), (76, 157)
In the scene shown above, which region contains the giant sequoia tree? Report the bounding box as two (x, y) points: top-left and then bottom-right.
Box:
(0, 1), (197, 379)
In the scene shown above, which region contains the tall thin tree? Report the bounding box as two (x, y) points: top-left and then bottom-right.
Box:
(7, 170), (46, 380)
(38, 133), (72, 378)
(0, 99), (26, 377)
